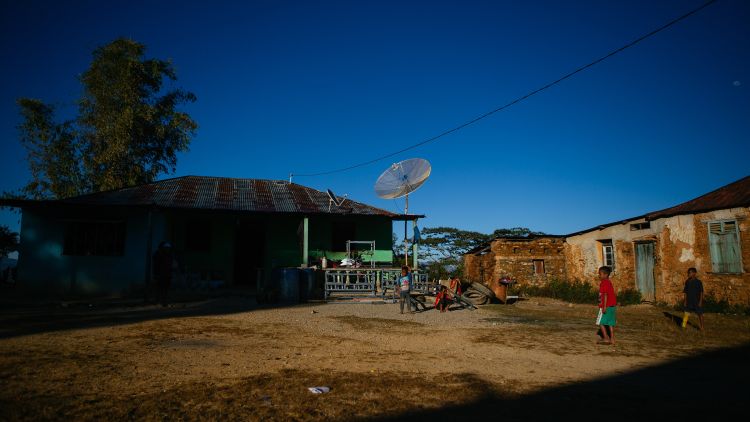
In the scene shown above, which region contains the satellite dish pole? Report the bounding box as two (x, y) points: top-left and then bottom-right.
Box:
(404, 189), (409, 264)
(374, 158), (431, 269)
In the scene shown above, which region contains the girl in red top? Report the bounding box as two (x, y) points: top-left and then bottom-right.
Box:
(597, 266), (617, 345)
(435, 285), (450, 312)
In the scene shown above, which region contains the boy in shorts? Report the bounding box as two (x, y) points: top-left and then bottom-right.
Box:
(596, 266), (617, 345)
(682, 267), (704, 330)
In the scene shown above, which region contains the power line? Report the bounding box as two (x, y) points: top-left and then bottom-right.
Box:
(292, 0), (718, 178)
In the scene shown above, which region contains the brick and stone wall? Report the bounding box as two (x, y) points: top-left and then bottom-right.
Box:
(464, 237), (566, 287)
(465, 207), (750, 306)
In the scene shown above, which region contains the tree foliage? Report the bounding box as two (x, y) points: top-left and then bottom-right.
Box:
(490, 227), (547, 238)
(420, 227), (490, 262)
(16, 38), (197, 199)
(17, 99), (82, 199)
(0, 226), (19, 257)
(419, 226), (545, 280)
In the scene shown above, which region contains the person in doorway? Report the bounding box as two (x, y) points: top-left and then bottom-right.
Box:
(596, 266), (617, 345)
(152, 241), (175, 307)
(396, 265), (414, 314)
(682, 267), (705, 330)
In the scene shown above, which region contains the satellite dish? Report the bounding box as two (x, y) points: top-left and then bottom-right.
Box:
(374, 158), (431, 265)
(327, 188), (347, 212)
(374, 158), (431, 199)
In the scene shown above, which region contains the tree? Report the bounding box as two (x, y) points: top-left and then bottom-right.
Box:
(17, 99), (82, 199)
(420, 227), (490, 263)
(0, 226), (19, 257)
(16, 38), (197, 199)
(419, 226), (545, 280)
(419, 227), (491, 279)
(491, 227), (546, 238)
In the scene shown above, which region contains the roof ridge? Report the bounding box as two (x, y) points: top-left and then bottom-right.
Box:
(566, 174), (750, 237)
(645, 175), (750, 218)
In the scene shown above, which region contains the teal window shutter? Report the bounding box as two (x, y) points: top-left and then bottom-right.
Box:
(708, 220), (743, 273)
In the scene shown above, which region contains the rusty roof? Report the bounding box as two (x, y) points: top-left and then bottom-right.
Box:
(4, 176), (421, 219)
(645, 175), (750, 220)
(567, 175), (750, 237)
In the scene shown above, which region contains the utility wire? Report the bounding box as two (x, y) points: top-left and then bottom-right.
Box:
(292, 0), (718, 178)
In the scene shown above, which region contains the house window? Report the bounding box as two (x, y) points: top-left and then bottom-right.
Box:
(332, 221), (356, 251)
(63, 221), (126, 256)
(630, 222), (651, 231)
(600, 240), (615, 269)
(533, 259), (545, 275)
(708, 220), (742, 273)
(186, 219), (211, 252)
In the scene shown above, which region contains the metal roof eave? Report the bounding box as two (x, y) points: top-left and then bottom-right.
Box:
(0, 199), (413, 219)
(390, 214), (426, 221)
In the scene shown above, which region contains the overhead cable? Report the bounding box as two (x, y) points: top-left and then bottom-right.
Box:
(292, 0), (717, 178)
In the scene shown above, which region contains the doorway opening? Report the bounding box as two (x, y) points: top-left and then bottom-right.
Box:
(234, 221), (265, 290)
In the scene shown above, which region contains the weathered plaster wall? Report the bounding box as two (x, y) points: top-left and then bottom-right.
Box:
(564, 220), (656, 294)
(566, 208), (749, 305)
(466, 208), (749, 306)
(463, 250), (495, 285)
(660, 209), (750, 305)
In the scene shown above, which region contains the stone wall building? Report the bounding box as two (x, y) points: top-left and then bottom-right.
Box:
(464, 176), (750, 305)
(464, 236), (566, 286)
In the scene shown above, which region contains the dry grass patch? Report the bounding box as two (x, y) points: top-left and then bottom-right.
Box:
(0, 368), (514, 421)
(329, 316), (424, 331)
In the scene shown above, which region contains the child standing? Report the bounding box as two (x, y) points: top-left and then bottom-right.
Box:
(397, 266), (414, 314)
(449, 275), (463, 296)
(682, 267), (705, 330)
(596, 266), (617, 345)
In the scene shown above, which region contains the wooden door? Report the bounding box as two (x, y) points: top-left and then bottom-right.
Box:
(635, 242), (655, 302)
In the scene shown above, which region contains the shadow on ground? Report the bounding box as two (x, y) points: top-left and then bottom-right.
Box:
(0, 295), (310, 339)
(663, 310), (700, 330)
(369, 342), (748, 421)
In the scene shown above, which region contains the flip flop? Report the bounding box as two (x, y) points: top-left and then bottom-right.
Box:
(597, 340), (612, 345)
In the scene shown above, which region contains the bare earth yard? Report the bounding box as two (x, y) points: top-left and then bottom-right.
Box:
(1, 296), (748, 421)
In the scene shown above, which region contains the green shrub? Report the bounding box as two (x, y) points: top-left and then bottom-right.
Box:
(617, 288), (642, 306)
(517, 279), (643, 306)
(517, 279), (597, 304)
(698, 294), (750, 315)
(659, 294), (750, 315)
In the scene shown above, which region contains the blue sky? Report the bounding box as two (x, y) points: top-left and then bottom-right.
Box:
(1, 0), (748, 237)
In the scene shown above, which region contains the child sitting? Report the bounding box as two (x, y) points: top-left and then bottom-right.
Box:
(434, 285), (451, 312)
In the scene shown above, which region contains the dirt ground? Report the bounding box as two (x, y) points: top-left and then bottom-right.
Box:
(1, 296), (748, 421)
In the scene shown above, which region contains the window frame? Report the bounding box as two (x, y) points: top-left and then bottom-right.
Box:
(62, 219), (126, 256)
(707, 219), (743, 274)
(600, 240), (615, 269)
(532, 259), (545, 275)
(630, 222), (651, 231)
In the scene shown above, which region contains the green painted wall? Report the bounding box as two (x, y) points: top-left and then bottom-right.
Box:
(16, 207), (151, 298)
(306, 215), (393, 264)
(14, 207), (395, 298)
(166, 210), (237, 283)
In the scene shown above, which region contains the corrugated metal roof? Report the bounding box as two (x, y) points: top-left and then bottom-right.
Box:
(46, 176), (402, 217)
(567, 175), (750, 237)
(645, 175), (750, 220)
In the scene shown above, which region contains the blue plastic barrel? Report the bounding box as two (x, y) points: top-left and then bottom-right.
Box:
(298, 268), (316, 302)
